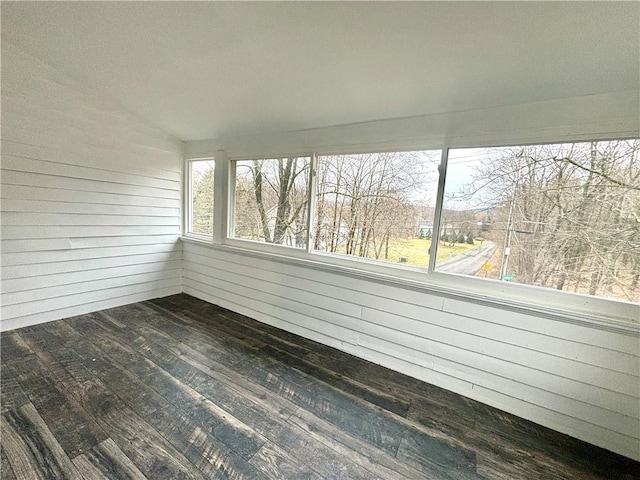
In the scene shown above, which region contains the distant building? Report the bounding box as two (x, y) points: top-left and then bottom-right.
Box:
(417, 220), (434, 238)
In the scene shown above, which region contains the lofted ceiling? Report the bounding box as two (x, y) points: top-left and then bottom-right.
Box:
(2, 1), (638, 141)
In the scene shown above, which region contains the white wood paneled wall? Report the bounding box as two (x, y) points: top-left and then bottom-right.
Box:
(1, 43), (183, 331)
(182, 241), (640, 461)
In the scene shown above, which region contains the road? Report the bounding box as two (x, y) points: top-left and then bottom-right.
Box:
(437, 241), (497, 275)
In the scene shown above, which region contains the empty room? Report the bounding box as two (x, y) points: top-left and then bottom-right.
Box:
(1, 2), (639, 479)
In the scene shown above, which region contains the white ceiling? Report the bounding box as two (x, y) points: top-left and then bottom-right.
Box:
(2, 2), (638, 142)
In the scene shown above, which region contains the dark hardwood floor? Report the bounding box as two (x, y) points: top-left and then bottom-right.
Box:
(1, 294), (638, 479)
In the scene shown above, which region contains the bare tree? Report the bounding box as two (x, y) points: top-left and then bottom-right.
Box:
(315, 151), (438, 260)
(191, 163), (215, 234)
(234, 158), (310, 247)
(460, 140), (640, 301)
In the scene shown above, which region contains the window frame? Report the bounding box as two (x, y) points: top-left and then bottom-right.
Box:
(227, 154), (314, 251)
(183, 137), (640, 327)
(311, 148), (444, 269)
(184, 157), (216, 240)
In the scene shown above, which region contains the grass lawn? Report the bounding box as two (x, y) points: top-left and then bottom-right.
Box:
(386, 238), (477, 266)
(336, 238), (478, 267)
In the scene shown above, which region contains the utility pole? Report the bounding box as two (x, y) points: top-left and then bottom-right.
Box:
(499, 151), (523, 280)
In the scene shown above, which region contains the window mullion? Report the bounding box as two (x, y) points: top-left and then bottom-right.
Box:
(306, 153), (318, 253)
(429, 147), (449, 273)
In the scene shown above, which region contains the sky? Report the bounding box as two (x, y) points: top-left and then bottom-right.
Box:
(442, 148), (490, 211)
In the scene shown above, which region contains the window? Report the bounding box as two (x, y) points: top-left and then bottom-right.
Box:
(436, 140), (640, 303)
(187, 159), (215, 236)
(313, 150), (441, 266)
(232, 157), (311, 248)
(185, 137), (639, 310)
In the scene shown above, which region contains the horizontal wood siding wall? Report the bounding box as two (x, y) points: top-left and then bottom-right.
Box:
(1, 43), (183, 331)
(182, 241), (640, 461)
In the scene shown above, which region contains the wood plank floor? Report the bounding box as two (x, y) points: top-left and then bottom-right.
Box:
(1, 294), (638, 480)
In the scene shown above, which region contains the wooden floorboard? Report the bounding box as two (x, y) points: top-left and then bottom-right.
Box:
(71, 438), (147, 480)
(1, 403), (83, 479)
(2, 293), (639, 480)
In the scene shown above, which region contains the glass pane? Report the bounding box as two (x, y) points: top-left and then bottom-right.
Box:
(314, 150), (441, 266)
(233, 157), (311, 248)
(437, 140), (640, 303)
(190, 160), (215, 235)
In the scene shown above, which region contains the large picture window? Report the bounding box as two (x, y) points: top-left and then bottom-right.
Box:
(313, 150), (441, 266)
(185, 137), (639, 310)
(232, 157), (311, 248)
(437, 140), (640, 303)
(187, 159), (215, 236)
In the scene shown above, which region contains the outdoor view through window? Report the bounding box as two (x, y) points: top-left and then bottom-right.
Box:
(438, 140), (640, 303)
(313, 151), (441, 263)
(191, 140), (639, 304)
(190, 160), (215, 235)
(233, 157), (311, 248)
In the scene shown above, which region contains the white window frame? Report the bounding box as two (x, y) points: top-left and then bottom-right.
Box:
(184, 157), (216, 240)
(226, 155), (314, 252)
(310, 147), (444, 270)
(182, 138), (640, 327)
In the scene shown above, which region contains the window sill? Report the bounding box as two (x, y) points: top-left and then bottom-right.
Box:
(180, 235), (640, 335)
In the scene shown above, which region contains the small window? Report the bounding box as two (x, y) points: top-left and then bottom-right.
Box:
(437, 140), (640, 303)
(232, 157), (311, 248)
(188, 159), (215, 236)
(313, 150), (441, 266)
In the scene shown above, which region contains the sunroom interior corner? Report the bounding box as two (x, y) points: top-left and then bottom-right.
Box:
(1, 2), (639, 465)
